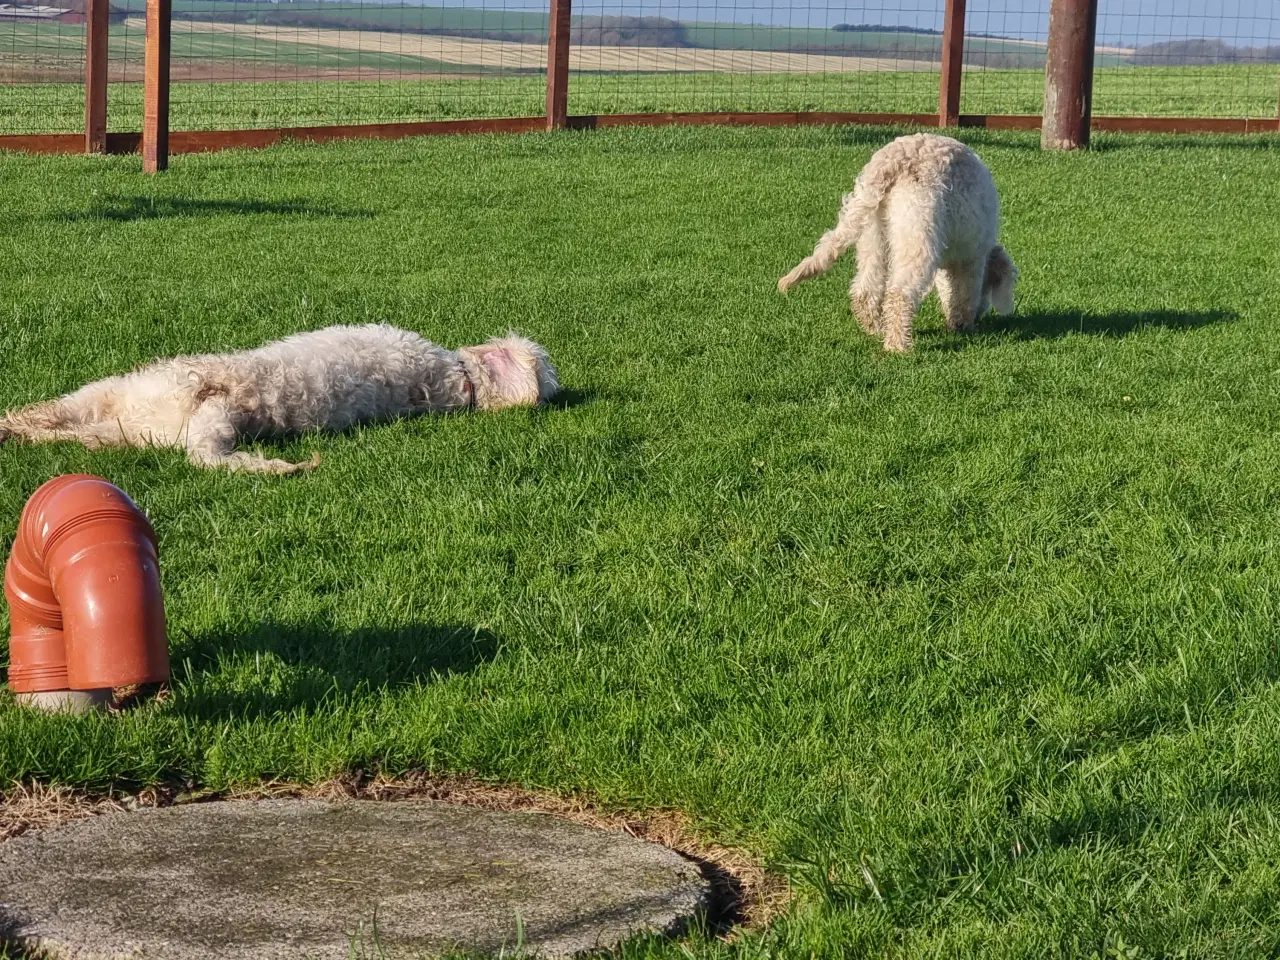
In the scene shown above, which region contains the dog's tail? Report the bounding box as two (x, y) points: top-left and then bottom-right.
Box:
(0, 399), (77, 442)
(777, 179), (883, 294)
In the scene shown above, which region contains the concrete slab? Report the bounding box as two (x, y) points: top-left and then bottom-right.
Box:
(0, 799), (711, 958)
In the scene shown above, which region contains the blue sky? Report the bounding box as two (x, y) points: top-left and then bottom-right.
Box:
(439, 0), (1279, 46)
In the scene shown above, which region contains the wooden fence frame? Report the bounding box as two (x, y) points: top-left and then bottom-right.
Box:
(2, 0), (1278, 164)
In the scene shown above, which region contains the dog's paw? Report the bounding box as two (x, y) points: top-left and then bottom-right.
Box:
(284, 452), (322, 474)
(777, 277), (792, 295)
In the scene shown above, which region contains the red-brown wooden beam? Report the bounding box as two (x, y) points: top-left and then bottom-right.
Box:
(5, 114), (1280, 160)
(545, 0), (572, 130)
(939, 0), (967, 129)
(1092, 115), (1280, 134)
(84, 0), (109, 153)
(142, 0), (171, 172)
(0, 134), (87, 154)
(167, 117), (547, 152)
(1042, 0), (1099, 150)
(957, 114), (1042, 130)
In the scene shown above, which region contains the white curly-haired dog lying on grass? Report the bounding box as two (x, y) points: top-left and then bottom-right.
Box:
(779, 133), (1018, 353)
(0, 324), (559, 474)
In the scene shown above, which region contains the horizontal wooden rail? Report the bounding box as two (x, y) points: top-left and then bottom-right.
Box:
(0, 134), (87, 154)
(165, 117), (547, 153)
(957, 115), (1042, 130)
(956, 115), (1280, 134)
(1091, 116), (1280, 134)
(0, 118), (545, 156)
(3, 113), (1278, 158)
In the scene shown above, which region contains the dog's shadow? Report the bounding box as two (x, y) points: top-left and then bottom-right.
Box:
(57, 195), (374, 223)
(969, 308), (1236, 342)
(542, 387), (605, 411)
(1091, 133), (1280, 153)
(170, 620), (499, 720)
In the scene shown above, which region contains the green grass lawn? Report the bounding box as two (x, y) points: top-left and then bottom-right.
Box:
(3, 124), (1280, 956)
(3, 64), (1278, 135)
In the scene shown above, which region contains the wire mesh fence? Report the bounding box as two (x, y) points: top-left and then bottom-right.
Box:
(160, 0), (547, 131)
(566, 0), (944, 117)
(2, 0), (1279, 141)
(0, 1), (87, 133)
(959, 0), (1047, 116)
(1094, 0), (1279, 118)
(106, 0), (143, 130)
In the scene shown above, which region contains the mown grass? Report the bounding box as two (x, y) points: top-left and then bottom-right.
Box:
(3, 124), (1280, 957)
(2, 64), (1278, 136)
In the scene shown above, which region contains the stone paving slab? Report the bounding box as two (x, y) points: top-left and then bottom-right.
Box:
(0, 799), (711, 958)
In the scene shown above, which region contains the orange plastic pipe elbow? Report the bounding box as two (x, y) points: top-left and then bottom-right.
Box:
(5, 475), (169, 695)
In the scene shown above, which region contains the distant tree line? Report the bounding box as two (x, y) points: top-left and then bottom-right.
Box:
(832, 23), (1015, 41)
(1128, 38), (1280, 66)
(572, 16), (687, 48)
(833, 23), (941, 35)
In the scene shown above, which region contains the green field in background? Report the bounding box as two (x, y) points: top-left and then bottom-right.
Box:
(0, 5), (1127, 70)
(2, 65), (1277, 136)
(4, 123), (1280, 956)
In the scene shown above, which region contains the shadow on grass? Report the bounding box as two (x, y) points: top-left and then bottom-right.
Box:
(543, 387), (600, 411)
(975, 308), (1236, 341)
(172, 621), (499, 720)
(0, 914), (40, 960)
(1091, 132), (1280, 152)
(58, 195), (374, 222)
(950, 128), (1045, 152)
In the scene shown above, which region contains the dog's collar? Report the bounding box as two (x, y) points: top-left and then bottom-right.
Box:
(459, 361), (477, 408)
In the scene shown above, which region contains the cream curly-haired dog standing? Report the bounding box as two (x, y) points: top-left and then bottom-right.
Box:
(779, 133), (1018, 353)
(0, 324), (559, 474)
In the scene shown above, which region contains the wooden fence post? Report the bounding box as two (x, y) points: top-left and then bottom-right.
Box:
(545, 0), (571, 130)
(938, 0), (966, 128)
(1041, 0), (1098, 150)
(84, 0), (108, 153)
(142, 0), (171, 172)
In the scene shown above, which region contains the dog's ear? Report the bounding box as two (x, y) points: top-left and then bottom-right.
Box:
(472, 342), (520, 387)
(461, 335), (559, 409)
(986, 245), (1018, 316)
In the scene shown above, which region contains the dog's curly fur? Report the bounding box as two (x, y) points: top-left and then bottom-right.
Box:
(778, 133), (1018, 353)
(0, 324), (560, 474)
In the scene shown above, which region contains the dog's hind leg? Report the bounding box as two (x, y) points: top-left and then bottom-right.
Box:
(193, 449), (322, 475)
(849, 210), (886, 335)
(935, 261), (985, 334)
(183, 400), (319, 475)
(880, 202), (943, 354)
